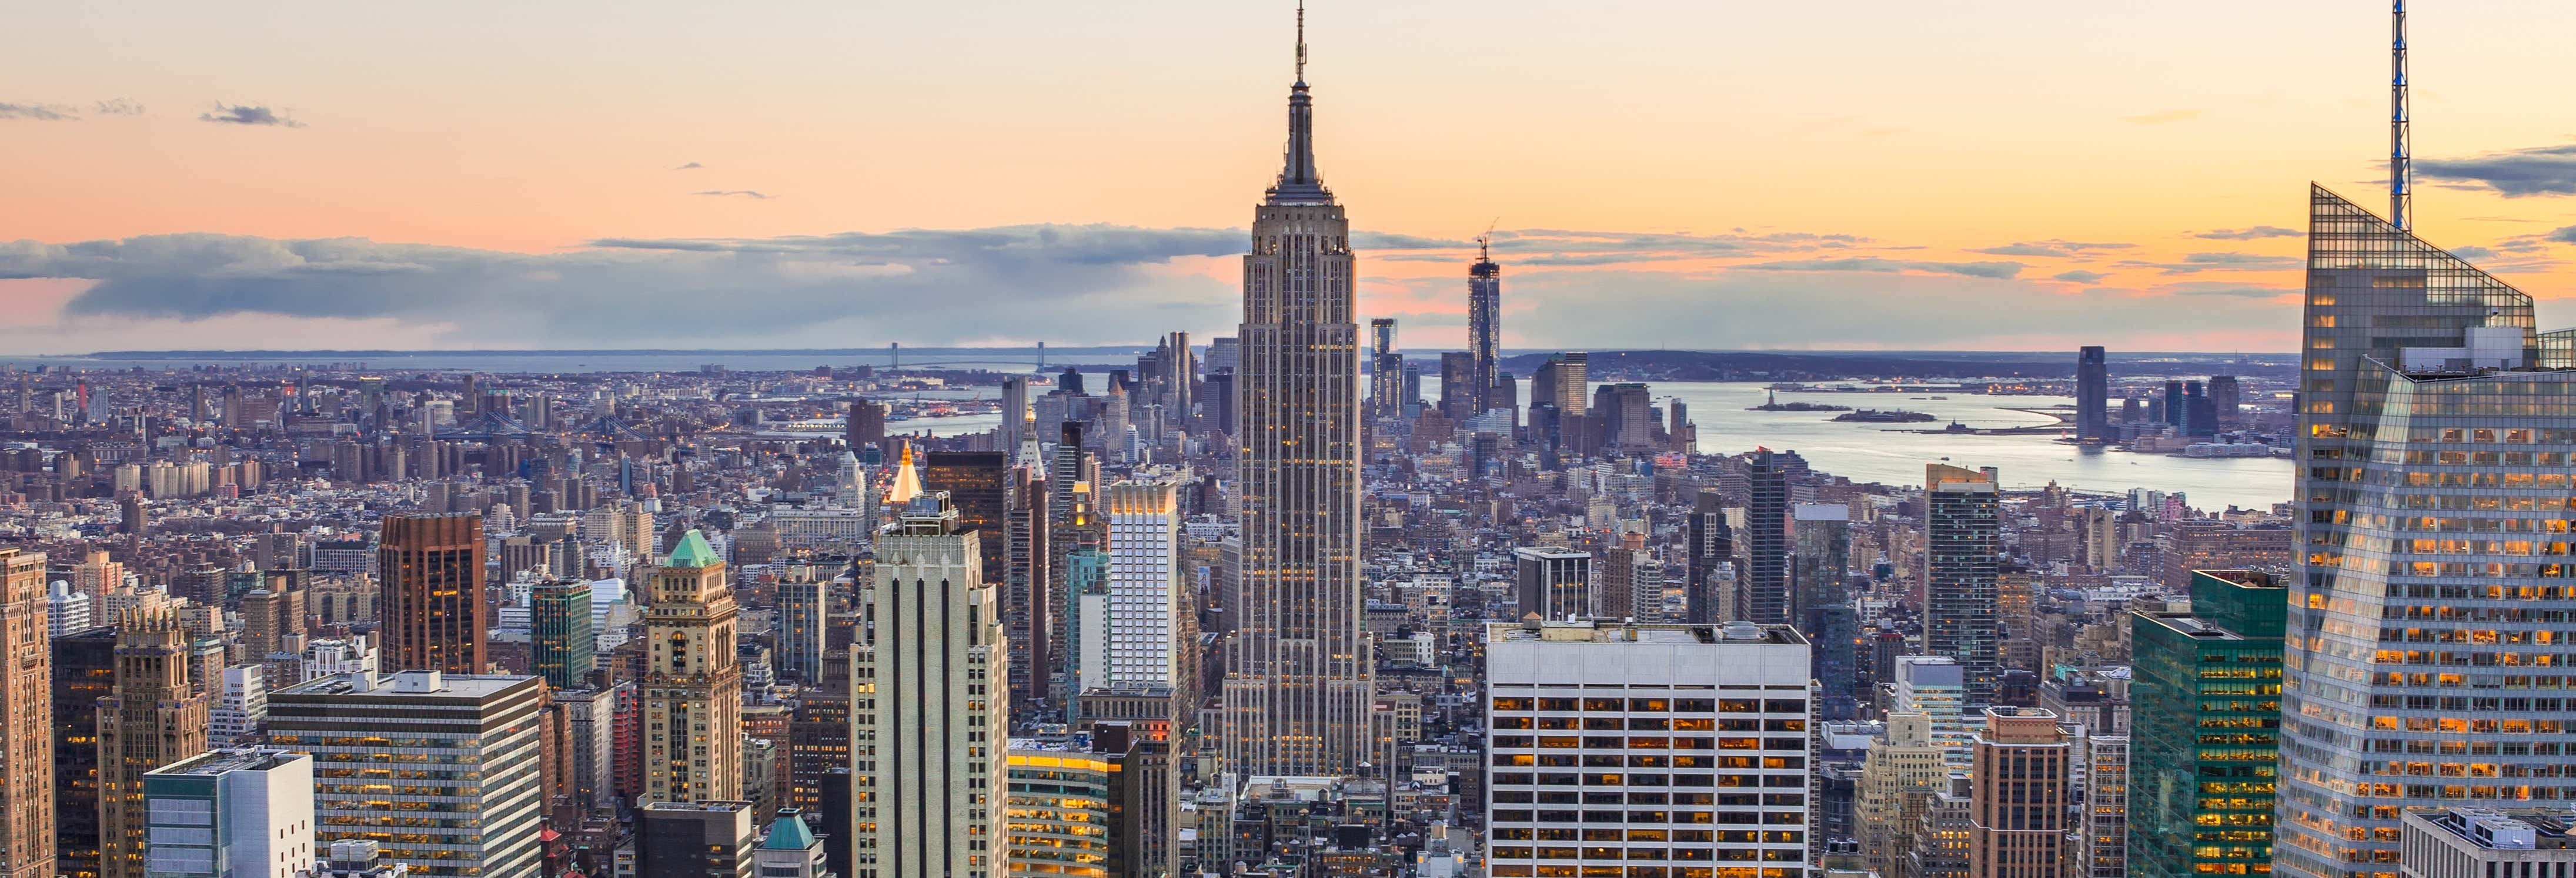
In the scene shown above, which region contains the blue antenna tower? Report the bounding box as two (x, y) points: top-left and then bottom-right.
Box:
(2391, 1), (2411, 231)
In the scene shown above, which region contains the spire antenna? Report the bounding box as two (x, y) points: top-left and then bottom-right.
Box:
(1295, 1), (1308, 82)
(2391, 0), (2411, 231)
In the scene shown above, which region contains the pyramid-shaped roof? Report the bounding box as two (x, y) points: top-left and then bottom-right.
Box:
(667, 529), (719, 568)
(761, 815), (818, 850)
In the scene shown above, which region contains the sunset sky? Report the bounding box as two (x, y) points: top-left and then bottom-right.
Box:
(8, 1), (2576, 354)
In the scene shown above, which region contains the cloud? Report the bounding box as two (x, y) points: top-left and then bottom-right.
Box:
(199, 103), (303, 127)
(1352, 232), (1472, 250)
(2448, 246), (2498, 260)
(674, 162), (703, 170)
(2111, 252), (2303, 274)
(0, 102), (78, 121)
(691, 190), (774, 199)
(1969, 240), (2134, 257)
(92, 98), (143, 116)
(2052, 270), (2109, 283)
(2151, 282), (2297, 299)
(2192, 226), (2300, 240)
(1737, 257), (2024, 280)
(2121, 109), (2201, 125)
(0, 225), (1255, 350)
(2546, 226), (2576, 246)
(2417, 143), (2576, 197)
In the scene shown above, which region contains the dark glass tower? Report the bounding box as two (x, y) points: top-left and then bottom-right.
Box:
(2277, 185), (2576, 878)
(2130, 569), (2282, 878)
(2076, 346), (2109, 441)
(1222, 10), (1372, 778)
(1924, 464), (2000, 706)
(1469, 242), (1502, 413)
(1736, 449), (1792, 624)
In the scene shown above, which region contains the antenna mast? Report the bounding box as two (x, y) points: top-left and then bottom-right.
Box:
(1295, 1), (1307, 82)
(2391, 0), (2411, 231)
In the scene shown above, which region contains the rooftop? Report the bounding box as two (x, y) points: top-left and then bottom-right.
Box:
(149, 748), (307, 776)
(2417, 807), (2576, 852)
(274, 669), (539, 699)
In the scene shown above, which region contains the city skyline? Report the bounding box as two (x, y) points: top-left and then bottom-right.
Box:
(9, 3), (2576, 353)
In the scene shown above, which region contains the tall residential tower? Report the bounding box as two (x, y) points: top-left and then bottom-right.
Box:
(1222, 5), (1372, 777)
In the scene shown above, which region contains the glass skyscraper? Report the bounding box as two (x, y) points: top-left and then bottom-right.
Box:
(2278, 185), (2576, 878)
(2129, 569), (2283, 878)
(1925, 463), (2001, 706)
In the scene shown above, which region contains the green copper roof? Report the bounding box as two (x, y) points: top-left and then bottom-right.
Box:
(761, 815), (818, 850)
(667, 529), (719, 568)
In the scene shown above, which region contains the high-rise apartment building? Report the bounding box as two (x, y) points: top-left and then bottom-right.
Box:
(1223, 17), (1372, 779)
(379, 512), (487, 675)
(1967, 707), (2068, 878)
(776, 577), (827, 685)
(1484, 619), (1813, 877)
(270, 671), (544, 878)
(2130, 569), (2282, 878)
(845, 398), (887, 453)
(1510, 547), (1592, 621)
(2279, 185), (2576, 878)
(0, 549), (49, 878)
(1003, 464), (1051, 706)
(643, 530), (744, 804)
(54, 625), (117, 878)
(1469, 243), (1502, 414)
(1104, 480), (1182, 689)
(140, 749), (316, 878)
(1923, 464), (2001, 706)
(97, 609), (212, 878)
(851, 492), (1008, 878)
(1738, 450), (1792, 625)
(2076, 346), (2110, 441)
(531, 578), (594, 689)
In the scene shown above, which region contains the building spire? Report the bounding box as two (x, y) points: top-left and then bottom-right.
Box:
(2391, 0), (2412, 231)
(1267, 1), (1331, 205)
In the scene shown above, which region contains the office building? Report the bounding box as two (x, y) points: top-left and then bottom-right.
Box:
(851, 492), (1008, 878)
(554, 686), (619, 815)
(379, 512), (487, 675)
(1967, 708), (2067, 878)
(2078, 735), (2129, 878)
(643, 530), (745, 804)
(1004, 464), (1051, 706)
(1368, 319), (1402, 417)
(55, 624), (116, 878)
(2129, 569), (2283, 878)
(1484, 619), (1813, 877)
(270, 671), (544, 878)
(1893, 655), (1974, 762)
(777, 578), (827, 685)
(1791, 503), (1858, 719)
(845, 398), (887, 453)
(1438, 352), (1476, 420)
(1596, 530), (1650, 622)
(1104, 480), (1182, 689)
(1510, 547), (1592, 621)
(1857, 713), (1950, 878)
(210, 665), (268, 746)
(637, 801), (755, 878)
(1923, 464), (2000, 706)
(2076, 346), (2110, 441)
(50, 579), (92, 638)
(1527, 352), (1588, 417)
(1685, 490), (1733, 624)
(1223, 18), (1373, 779)
(757, 812), (829, 878)
(1003, 742), (1120, 878)
(1469, 240), (1502, 414)
(2207, 374), (2241, 427)
(139, 749), (315, 878)
(2399, 809), (2576, 878)
(2277, 185), (2576, 878)
(0, 550), (48, 878)
(531, 578), (594, 689)
(98, 609), (212, 878)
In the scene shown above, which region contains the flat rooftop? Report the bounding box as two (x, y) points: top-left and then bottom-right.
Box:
(1489, 620), (1807, 646)
(149, 748), (306, 776)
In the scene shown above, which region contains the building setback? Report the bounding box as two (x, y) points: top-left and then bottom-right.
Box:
(851, 492), (1008, 878)
(98, 609), (212, 878)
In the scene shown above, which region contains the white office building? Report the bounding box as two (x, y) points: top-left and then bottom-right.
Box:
(141, 748), (316, 878)
(1104, 480), (1182, 689)
(211, 665), (269, 745)
(1892, 655), (1973, 765)
(1485, 619), (1813, 877)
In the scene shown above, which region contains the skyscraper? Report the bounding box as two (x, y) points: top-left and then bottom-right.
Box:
(379, 512), (487, 675)
(0, 549), (49, 878)
(2130, 569), (2281, 878)
(54, 625), (116, 878)
(1004, 464), (1051, 706)
(998, 376), (1028, 458)
(1792, 502), (1859, 721)
(270, 671), (544, 878)
(1684, 489), (1733, 625)
(1224, 7), (1372, 778)
(1468, 239), (1501, 413)
(1438, 351), (1476, 420)
(1969, 708), (2069, 878)
(2076, 346), (2109, 441)
(1737, 450), (1792, 624)
(530, 578), (595, 689)
(1924, 464), (2001, 706)
(1104, 480), (1182, 689)
(845, 397), (887, 453)
(2277, 185), (2576, 878)
(98, 609), (213, 878)
(851, 492), (1008, 878)
(1509, 547), (1592, 621)
(643, 530), (744, 804)
(776, 577), (827, 685)
(1366, 318), (1402, 417)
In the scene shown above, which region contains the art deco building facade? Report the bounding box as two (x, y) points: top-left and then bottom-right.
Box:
(1222, 31), (1372, 778)
(643, 530), (744, 804)
(97, 609), (213, 878)
(0, 550), (48, 878)
(2278, 185), (2576, 878)
(851, 493), (1008, 878)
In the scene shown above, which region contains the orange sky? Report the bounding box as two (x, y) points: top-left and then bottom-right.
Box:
(6, 1), (2576, 353)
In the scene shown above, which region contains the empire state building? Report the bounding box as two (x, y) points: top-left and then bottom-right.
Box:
(1222, 5), (1373, 777)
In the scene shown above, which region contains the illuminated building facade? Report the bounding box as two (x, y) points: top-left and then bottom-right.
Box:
(643, 530), (745, 804)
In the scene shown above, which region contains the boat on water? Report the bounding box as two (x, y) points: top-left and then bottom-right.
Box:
(1833, 408), (1938, 424)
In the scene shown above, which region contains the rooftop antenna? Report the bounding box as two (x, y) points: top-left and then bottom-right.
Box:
(1295, 0), (1307, 83)
(2391, 0), (2412, 231)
